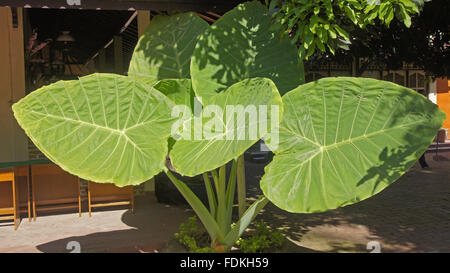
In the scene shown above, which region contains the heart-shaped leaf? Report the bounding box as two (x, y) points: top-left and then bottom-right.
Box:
(12, 73), (176, 186)
(128, 12), (208, 86)
(190, 1), (304, 104)
(261, 77), (446, 213)
(170, 77), (283, 176)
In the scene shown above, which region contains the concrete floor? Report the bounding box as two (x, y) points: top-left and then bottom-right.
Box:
(0, 151), (448, 253)
(0, 195), (192, 253)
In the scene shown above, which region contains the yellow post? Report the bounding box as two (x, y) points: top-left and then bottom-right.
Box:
(137, 10), (151, 37)
(0, 7), (28, 163)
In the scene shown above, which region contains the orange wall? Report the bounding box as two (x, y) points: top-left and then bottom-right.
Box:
(436, 78), (450, 138)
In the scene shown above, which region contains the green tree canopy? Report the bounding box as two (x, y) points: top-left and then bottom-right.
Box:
(305, 0), (449, 78)
(268, 0), (428, 59)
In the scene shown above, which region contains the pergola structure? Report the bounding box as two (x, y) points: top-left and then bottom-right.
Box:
(0, 1), (230, 76)
(0, 0), (231, 92)
(0, 1), (244, 228)
(0, 0), (235, 162)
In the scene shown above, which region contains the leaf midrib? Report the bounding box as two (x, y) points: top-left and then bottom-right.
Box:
(25, 108), (157, 165)
(26, 110), (124, 134)
(281, 119), (425, 155)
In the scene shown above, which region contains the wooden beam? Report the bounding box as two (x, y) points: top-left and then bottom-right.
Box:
(194, 12), (217, 23)
(0, 0), (244, 12)
(137, 10), (150, 37)
(205, 11), (222, 18)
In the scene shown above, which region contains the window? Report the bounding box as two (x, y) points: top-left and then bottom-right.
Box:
(361, 70), (380, 79)
(383, 71), (406, 86)
(408, 72), (426, 94)
(305, 72), (325, 83)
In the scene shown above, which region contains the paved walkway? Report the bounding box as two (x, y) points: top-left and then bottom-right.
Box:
(0, 152), (448, 253)
(0, 195), (191, 253)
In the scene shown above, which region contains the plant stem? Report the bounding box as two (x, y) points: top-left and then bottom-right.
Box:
(222, 196), (269, 247)
(165, 170), (222, 242)
(211, 169), (220, 193)
(225, 159), (237, 224)
(202, 172), (217, 218)
(217, 165), (228, 234)
(237, 155), (247, 218)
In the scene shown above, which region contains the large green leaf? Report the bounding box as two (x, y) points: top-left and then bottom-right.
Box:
(12, 73), (176, 186)
(128, 12), (208, 86)
(153, 78), (194, 109)
(170, 77), (283, 176)
(190, 1), (304, 104)
(261, 77), (446, 213)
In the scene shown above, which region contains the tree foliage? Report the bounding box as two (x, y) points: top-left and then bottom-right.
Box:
(304, 0), (449, 77)
(268, 0), (428, 59)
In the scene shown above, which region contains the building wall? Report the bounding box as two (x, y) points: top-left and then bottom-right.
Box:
(0, 7), (29, 163)
(436, 78), (450, 136)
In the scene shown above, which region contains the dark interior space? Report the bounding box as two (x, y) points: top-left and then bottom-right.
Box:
(23, 8), (139, 92)
(27, 9), (135, 64)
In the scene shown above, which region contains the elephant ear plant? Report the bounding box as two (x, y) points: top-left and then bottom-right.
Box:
(12, 1), (445, 252)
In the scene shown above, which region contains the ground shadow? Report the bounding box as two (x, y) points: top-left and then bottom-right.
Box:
(36, 195), (192, 253)
(245, 151), (450, 252)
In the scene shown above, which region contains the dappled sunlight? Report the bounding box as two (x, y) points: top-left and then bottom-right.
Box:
(128, 13), (208, 82)
(245, 152), (450, 252)
(191, 1), (303, 104)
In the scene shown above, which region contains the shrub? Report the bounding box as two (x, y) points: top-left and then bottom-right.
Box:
(237, 221), (285, 253)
